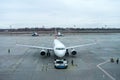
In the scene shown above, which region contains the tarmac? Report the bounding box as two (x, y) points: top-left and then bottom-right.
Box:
(0, 33), (120, 80)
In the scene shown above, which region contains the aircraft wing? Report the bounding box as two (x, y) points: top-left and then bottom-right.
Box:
(16, 44), (53, 50)
(66, 43), (97, 49)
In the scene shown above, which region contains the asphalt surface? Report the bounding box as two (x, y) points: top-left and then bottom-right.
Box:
(0, 33), (120, 80)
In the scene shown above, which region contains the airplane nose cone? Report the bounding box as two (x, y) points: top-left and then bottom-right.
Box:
(55, 50), (66, 57)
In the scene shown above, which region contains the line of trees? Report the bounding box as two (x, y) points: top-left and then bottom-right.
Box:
(0, 27), (120, 33)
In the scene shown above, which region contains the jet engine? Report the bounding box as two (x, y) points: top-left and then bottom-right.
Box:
(71, 49), (77, 55)
(40, 50), (47, 56)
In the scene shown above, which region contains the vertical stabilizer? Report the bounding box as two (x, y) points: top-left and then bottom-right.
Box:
(54, 28), (57, 39)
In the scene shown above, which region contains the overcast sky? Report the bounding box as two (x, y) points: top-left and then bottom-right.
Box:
(0, 0), (120, 28)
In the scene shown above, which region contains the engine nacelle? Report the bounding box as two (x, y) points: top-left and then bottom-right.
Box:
(71, 49), (77, 55)
(40, 50), (47, 56)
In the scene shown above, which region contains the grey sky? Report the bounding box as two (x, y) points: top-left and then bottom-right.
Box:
(0, 0), (120, 28)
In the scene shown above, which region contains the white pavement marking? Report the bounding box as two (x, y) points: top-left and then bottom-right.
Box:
(97, 60), (116, 80)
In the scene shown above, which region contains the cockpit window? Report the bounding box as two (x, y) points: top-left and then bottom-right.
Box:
(56, 48), (65, 50)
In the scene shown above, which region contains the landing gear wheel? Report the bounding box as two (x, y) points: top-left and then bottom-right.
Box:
(47, 50), (51, 57)
(65, 49), (69, 56)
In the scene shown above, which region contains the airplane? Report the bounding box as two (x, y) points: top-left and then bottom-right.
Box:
(32, 32), (39, 36)
(16, 37), (97, 58)
(56, 32), (63, 37)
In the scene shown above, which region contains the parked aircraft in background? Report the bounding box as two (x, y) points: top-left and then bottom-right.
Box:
(32, 32), (39, 36)
(56, 32), (63, 37)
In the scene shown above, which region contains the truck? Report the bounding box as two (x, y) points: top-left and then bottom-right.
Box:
(54, 59), (68, 69)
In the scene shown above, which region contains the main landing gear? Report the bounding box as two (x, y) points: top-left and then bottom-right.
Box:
(47, 49), (51, 57)
(65, 49), (69, 56)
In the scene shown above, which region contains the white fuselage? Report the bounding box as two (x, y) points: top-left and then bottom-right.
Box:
(53, 39), (66, 57)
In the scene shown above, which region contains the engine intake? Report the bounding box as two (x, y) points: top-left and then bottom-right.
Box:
(40, 50), (47, 56)
(71, 49), (77, 55)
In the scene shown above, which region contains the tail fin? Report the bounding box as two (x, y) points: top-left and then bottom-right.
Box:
(54, 28), (57, 39)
